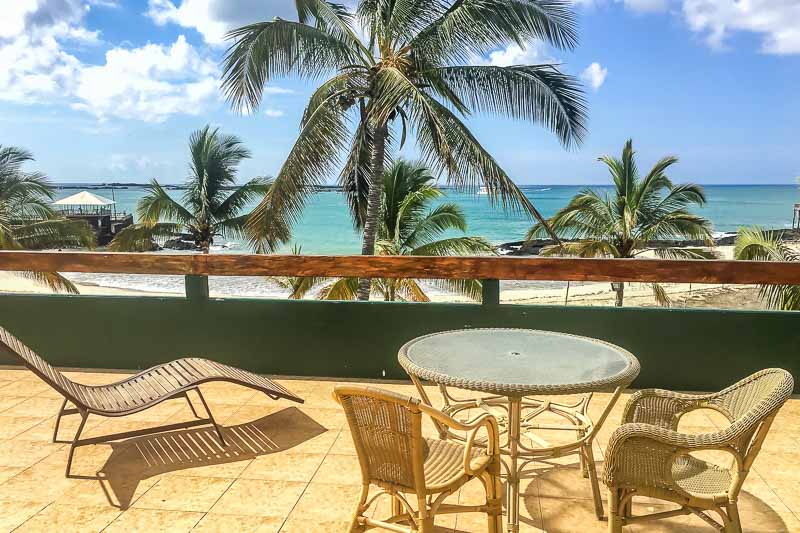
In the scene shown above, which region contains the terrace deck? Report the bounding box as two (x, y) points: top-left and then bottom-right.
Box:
(0, 368), (797, 532)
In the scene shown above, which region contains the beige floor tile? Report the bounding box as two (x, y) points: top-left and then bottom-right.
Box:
(240, 452), (325, 482)
(193, 513), (284, 532)
(2, 396), (64, 417)
(132, 475), (234, 512)
(328, 431), (357, 455)
(312, 454), (361, 485)
(0, 499), (48, 531)
(280, 519), (351, 532)
(0, 415), (50, 440)
(288, 483), (363, 521)
(538, 496), (608, 532)
(15, 503), (122, 532)
(0, 395), (29, 413)
(103, 508), (204, 532)
(0, 380), (51, 396)
(210, 479), (306, 517)
(0, 465), (24, 483)
(0, 439), (63, 467)
(54, 474), (162, 510)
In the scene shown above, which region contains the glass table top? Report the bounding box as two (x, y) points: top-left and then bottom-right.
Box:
(399, 329), (639, 395)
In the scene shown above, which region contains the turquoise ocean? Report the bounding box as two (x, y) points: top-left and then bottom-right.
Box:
(55, 184), (800, 296)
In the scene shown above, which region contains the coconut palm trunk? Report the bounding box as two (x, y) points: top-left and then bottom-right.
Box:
(613, 283), (624, 307)
(357, 122), (389, 300)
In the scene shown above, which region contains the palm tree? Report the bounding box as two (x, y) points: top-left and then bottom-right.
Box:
(221, 0), (588, 299)
(735, 227), (800, 310)
(110, 126), (283, 253)
(0, 145), (95, 293)
(528, 139), (713, 306)
(283, 160), (495, 301)
(272, 245), (327, 299)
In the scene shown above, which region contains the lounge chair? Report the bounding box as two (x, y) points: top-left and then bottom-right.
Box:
(333, 385), (503, 533)
(602, 368), (793, 533)
(0, 326), (303, 476)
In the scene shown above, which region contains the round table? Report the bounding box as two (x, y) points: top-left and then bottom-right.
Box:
(398, 329), (640, 532)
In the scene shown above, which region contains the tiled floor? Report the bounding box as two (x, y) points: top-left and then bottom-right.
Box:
(0, 367), (797, 532)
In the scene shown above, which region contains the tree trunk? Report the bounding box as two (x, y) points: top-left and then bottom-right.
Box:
(356, 122), (389, 301)
(613, 282), (624, 307)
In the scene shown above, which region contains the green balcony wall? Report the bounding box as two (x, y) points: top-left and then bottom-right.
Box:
(0, 292), (797, 392)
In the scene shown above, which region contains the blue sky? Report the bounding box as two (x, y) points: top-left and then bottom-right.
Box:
(1, 0), (798, 185)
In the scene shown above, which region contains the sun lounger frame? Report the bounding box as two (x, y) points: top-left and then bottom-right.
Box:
(0, 326), (303, 476)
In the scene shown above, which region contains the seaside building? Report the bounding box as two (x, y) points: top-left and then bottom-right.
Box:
(53, 191), (133, 245)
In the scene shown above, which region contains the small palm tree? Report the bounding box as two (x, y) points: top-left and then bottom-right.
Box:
(0, 146), (95, 293)
(110, 126), (282, 253)
(284, 160), (495, 301)
(528, 139), (713, 306)
(272, 245), (327, 299)
(735, 227), (800, 310)
(222, 0), (588, 299)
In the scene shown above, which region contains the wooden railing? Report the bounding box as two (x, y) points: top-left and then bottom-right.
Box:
(0, 250), (799, 284)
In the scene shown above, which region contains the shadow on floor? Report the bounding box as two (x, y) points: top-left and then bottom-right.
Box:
(79, 407), (325, 509)
(526, 460), (792, 532)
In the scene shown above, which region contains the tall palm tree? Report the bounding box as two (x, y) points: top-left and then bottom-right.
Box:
(110, 126), (283, 253)
(282, 160), (495, 301)
(0, 145), (95, 293)
(221, 0), (588, 299)
(528, 139), (713, 306)
(734, 227), (800, 310)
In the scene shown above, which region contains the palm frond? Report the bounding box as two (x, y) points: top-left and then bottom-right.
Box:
(108, 223), (183, 252)
(11, 219), (96, 250)
(222, 19), (359, 113)
(430, 278), (483, 302)
(734, 227), (800, 311)
(651, 282), (671, 307)
(318, 276), (360, 300)
(432, 65), (587, 147)
(410, 236), (496, 257)
(246, 93), (350, 253)
(138, 180), (195, 227)
(216, 176), (271, 219)
(16, 271), (79, 294)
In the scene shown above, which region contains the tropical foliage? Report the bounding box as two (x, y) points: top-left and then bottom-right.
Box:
(528, 139), (713, 306)
(0, 145), (95, 293)
(110, 126), (280, 253)
(221, 0), (588, 299)
(735, 227), (800, 310)
(276, 160), (495, 301)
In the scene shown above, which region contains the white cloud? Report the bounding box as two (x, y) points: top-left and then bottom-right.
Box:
(0, 1), (224, 122)
(72, 36), (219, 122)
(263, 108), (285, 118)
(147, 0), (297, 45)
(476, 41), (550, 67)
(683, 0), (800, 54)
(622, 0), (669, 12)
(581, 62), (608, 90)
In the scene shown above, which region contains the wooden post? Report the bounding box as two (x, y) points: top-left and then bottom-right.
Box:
(185, 275), (209, 301)
(482, 279), (500, 306)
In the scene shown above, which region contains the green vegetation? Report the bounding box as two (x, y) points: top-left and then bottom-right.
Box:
(735, 227), (800, 310)
(0, 145), (95, 293)
(276, 160), (494, 301)
(528, 139), (713, 306)
(221, 0), (588, 299)
(110, 125), (278, 254)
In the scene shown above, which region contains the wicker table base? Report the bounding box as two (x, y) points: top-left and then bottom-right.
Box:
(410, 376), (625, 532)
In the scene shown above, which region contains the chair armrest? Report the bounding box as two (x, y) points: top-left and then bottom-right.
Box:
(603, 422), (738, 489)
(419, 404), (500, 476)
(622, 389), (721, 429)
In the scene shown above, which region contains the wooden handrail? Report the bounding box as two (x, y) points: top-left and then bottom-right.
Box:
(0, 251), (798, 284)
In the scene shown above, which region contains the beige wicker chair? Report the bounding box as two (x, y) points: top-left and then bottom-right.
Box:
(602, 368), (794, 532)
(334, 385), (503, 533)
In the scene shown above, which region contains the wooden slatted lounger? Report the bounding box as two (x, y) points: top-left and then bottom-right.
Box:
(0, 326), (303, 476)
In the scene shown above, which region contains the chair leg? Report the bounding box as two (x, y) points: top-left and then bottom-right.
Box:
(483, 464), (504, 533)
(52, 398), (68, 443)
(584, 444), (604, 519)
(348, 484), (369, 533)
(194, 387), (227, 446)
(608, 488), (623, 533)
(391, 494), (402, 517)
(183, 390), (201, 418)
(726, 501), (742, 533)
(65, 410), (89, 478)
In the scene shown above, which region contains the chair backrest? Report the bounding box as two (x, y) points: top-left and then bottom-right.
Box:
(334, 385), (426, 494)
(710, 368), (794, 469)
(0, 326), (80, 404)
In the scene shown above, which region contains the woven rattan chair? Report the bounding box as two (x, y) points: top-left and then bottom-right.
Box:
(334, 385), (503, 533)
(0, 326), (302, 476)
(602, 368), (794, 532)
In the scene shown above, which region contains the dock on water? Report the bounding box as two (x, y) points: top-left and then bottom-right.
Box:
(53, 191), (133, 245)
